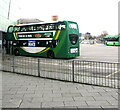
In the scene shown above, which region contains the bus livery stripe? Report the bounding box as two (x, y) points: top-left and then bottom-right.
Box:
(55, 30), (61, 40)
(38, 47), (50, 54)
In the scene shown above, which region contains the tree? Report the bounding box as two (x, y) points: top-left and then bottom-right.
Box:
(97, 31), (109, 43)
(84, 32), (92, 40)
(101, 31), (108, 36)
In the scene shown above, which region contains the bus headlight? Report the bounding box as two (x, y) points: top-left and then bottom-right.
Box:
(70, 48), (78, 53)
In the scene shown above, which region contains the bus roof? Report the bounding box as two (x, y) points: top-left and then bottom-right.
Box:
(15, 21), (77, 27)
(16, 21), (65, 26)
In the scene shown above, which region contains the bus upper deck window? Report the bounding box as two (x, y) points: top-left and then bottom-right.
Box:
(69, 23), (77, 29)
(8, 26), (14, 33)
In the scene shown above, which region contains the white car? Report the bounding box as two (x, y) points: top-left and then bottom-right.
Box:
(81, 40), (90, 44)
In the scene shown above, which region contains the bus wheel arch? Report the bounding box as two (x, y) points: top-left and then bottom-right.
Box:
(14, 49), (19, 56)
(47, 50), (54, 58)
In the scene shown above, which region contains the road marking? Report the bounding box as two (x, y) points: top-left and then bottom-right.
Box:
(106, 70), (120, 78)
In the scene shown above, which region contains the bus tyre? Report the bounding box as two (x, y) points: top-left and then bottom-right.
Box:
(47, 50), (54, 58)
(14, 49), (19, 56)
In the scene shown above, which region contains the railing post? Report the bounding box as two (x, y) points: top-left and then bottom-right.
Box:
(38, 59), (40, 77)
(117, 63), (120, 89)
(72, 60), (74, 82)
(13, 55), (15, 72)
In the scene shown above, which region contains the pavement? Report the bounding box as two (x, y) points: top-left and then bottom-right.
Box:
(2, 71), (119, 109)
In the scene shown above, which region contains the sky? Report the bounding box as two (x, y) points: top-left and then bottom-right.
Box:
(14, 0), (119, 36)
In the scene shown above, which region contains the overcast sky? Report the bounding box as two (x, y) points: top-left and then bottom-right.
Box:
(15, 0), (119, 36)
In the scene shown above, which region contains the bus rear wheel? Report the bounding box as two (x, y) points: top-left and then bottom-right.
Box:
(14, 49), (19, 56)
(47, 50), (54, 58)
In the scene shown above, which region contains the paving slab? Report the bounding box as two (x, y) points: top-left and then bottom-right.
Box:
(2, 71), (119, 109)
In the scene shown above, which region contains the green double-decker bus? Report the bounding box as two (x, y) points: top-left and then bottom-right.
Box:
(104, 35), (120, 46)
(5, 21), (80, 58)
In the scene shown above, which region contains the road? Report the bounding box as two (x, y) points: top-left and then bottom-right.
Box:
(76, 44), (119, 63)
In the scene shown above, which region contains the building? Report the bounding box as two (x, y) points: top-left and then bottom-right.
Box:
(0, 0), (22, 32)
(0, 0), (21, 52)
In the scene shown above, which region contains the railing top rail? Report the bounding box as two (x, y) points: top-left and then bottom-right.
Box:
(73, 59), (120, 64)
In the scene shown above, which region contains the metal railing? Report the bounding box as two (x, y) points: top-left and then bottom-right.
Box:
(2, 55), (120, 88)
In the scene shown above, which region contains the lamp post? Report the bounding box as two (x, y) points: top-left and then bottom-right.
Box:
(8, 0), (11, 19)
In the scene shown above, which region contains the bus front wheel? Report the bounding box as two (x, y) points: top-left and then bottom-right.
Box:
(47, 50), (54, 58)
(14, 49), (19, 56)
